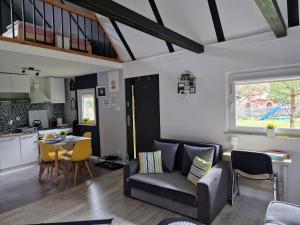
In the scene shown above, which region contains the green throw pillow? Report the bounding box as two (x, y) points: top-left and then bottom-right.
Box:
(139, 151), (163, 174)
(187, 156), (212, 185)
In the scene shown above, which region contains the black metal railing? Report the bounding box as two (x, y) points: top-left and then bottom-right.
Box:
(0, 0), (118, 60)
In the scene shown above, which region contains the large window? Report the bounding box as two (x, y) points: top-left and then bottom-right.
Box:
(228, 67), (300, 134)
(77, 89), (96, 125)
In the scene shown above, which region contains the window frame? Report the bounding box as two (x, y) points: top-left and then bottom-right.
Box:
(77, 88), (96, 126)
(226, 65), (300, 136)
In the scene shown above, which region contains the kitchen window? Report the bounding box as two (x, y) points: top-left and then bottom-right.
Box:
(77, 89), (96, 125)
(227, 66), (300, 135)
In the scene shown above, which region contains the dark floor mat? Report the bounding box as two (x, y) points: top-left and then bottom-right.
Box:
(95, 161), (123, 170)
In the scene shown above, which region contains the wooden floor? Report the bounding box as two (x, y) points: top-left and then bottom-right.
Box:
(0, 160), (112, 214)
(0, 168), (269, 225)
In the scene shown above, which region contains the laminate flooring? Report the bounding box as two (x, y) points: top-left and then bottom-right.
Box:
(0, 159), (112, 214)
(0, 169), (270, 225)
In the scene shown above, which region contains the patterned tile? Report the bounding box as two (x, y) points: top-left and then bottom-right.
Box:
(0, 103), (64, 131)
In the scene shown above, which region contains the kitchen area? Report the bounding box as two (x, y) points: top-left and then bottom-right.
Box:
(0, 74), (72, 172)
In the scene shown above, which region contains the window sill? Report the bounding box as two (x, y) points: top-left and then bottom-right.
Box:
(225, 130), (300, 140)
(77, 123), (96, 127)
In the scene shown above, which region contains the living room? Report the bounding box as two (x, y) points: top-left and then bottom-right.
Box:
(1, 0), (300, 225)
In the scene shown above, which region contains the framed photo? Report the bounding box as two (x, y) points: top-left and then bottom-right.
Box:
(178, 83), (185, 93)
(189, 87), (196, 94)
(108, 70), (119, 93)
(96, 86), (107, 98)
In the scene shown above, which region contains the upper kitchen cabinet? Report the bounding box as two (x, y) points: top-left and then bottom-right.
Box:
(11, 75), (30, 93)
(0, 74), (30, 93)
(45, 77), (66, 103)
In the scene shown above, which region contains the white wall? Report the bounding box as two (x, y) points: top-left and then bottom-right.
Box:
(123, 28), (300, 203)
(97, 70), (127, 158)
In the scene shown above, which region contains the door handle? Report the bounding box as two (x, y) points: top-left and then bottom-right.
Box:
(127, 115), (131, 126)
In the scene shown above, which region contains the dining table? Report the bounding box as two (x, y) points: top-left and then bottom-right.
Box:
(36, 135), (91, 184)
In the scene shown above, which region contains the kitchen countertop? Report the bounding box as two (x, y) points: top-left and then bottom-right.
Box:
(0, 132), (36, 138)
(0, 126), (73, 138)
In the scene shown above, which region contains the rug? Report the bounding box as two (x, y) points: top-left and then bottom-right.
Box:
(95, 161), (123, 170)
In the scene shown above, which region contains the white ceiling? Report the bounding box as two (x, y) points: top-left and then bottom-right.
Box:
(0, 40), (122, 78)
(96, 0), (291, 62)
(0, 0), (294, 75)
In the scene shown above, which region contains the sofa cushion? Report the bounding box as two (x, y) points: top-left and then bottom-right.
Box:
(157, 139), (223, 171)
(265, 201), (300, 225)
(153, 140), (179, 172)
(182, 144), (214, 176)
(129, 171), (197, 207)
(138, 151), (163, 174)
(187, 156), (212, 185)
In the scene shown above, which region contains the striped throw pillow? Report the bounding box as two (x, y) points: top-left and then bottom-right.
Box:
(187, 156), (212, 185)
(139, 151), (163, 174)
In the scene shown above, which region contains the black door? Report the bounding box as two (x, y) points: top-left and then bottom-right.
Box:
(74, 74), (101, 157)
(125, 74), (160, 159)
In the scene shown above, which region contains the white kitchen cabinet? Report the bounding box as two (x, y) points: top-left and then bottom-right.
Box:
(0, 136), (22, 170)
(0, 74), (30, 93)
(45, 77), (66, 103)
(20, 134), (39, 164)
(11, 75), (30, 93)
(0, 74), (12, 92)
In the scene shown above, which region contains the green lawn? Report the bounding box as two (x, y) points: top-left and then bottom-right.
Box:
(237, 118), (300, 128)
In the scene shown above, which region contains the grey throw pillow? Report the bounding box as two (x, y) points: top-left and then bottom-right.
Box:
(153, 140), (179, 172)
(182, 144), (214, 176)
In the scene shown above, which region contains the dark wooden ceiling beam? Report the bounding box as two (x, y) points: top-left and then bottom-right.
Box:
(110, 19), (136, 61)
(207, 0), (225, 42)
(287, 0), (299, 27)
(66, 0), (204, 53)
(255, 0), (287, 38)
(148, 0), (174, 53)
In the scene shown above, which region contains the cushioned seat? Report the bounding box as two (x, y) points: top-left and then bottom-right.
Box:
(265, 201), (300, 225)
(129, 171), (197, 206)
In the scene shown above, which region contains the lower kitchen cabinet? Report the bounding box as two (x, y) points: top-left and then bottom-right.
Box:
(0, 136), (22, 170)
(20, 134), (39, 164)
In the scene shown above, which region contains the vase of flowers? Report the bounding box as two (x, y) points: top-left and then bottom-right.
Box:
(266, 123), (276, 137)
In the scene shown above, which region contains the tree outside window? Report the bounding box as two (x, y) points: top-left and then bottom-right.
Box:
(236, 79), (300, 129)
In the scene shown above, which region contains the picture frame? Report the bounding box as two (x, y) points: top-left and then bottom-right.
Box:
(96, 86), (107, 98)
(108, 71), (119, 93)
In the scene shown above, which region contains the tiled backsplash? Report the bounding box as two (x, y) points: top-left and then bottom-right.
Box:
(0, 103), (64, 131)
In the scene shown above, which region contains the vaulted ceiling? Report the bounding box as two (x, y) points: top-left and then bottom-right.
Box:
(92, 0), (298, 62)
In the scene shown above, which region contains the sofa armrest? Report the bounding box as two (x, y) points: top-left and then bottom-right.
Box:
(123, 159), (139, 197)
(196, 161), (231, 224)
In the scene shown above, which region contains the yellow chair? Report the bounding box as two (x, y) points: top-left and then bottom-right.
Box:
(83, 132), (92, 138)
(65, 132), (92, 156)
(64, 139), (93, 185)
(43, 133), (56, 140)
(39, 142), (65, 182)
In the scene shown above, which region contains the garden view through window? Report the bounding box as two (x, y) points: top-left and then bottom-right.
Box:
(81, 95), (95, 122)
(77, 88), (96, 124)
(236, 79), (300, 129)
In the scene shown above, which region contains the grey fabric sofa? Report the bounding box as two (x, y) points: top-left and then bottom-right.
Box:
(265, 201), (300, 225)
(123, 138), (231, 225)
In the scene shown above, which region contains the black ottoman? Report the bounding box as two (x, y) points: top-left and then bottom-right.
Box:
(158, 218), (204, 225)
(265, 201), (300, 225)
